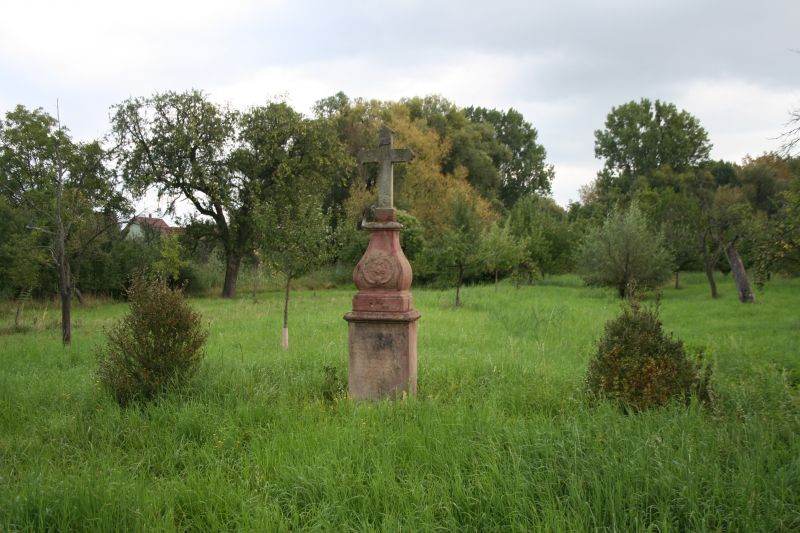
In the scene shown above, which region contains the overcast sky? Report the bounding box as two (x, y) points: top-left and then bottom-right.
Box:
(2, 0), (798, 209)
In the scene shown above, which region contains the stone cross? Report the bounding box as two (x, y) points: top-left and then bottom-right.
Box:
(358, 126), (414, 208)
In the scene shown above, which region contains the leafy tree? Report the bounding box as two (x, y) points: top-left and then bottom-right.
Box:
(635, 183), (703, 288)
(112, 92), (348, 298)
(259, 189), (331, 350)
(754, 176), (800, 283)
(479, 221), (526, 287)
(421, 193), (484, 306)
(465, 106), (554, 206)
(594, 98), (712, 184)
(507, 194), (576, 276)
(0, 196), (46, 298)
(0, 105), (128, 344)
(111, 91), (241, 296)
(576, 203), (673, 298)
(707, 187), (756, 303)
(153, 233), (189, 284)
(738, 154), (791, 215)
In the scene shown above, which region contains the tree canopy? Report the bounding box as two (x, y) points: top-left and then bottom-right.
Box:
(594, 98), (712, 183)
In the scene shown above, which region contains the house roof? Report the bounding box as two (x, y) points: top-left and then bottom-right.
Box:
(132, 216), (171, 230)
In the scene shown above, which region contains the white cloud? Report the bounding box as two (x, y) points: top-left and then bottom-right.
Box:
(551, 163), (599, 206)
(210, 51), (564, 115)
(0, 0), (271, 87)
(675, 78), (799, 162)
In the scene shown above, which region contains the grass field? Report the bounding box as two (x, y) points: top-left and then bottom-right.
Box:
(1, 273), (798, 531)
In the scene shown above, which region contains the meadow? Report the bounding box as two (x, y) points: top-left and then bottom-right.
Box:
(1, 273), (798, 531)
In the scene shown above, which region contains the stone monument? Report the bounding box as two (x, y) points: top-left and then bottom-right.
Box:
(344, 126), (420, 400)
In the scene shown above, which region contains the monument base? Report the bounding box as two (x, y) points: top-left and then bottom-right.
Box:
(345, 310), (420, 400)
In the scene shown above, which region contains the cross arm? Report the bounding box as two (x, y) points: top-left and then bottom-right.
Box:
(357, 148), (415, 164)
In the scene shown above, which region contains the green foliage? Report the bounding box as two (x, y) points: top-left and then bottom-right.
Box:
(153, 233), (189, 284)
(96, 274), (208, 405)
(260, 192), (332, 282)
(508, 194), (576, 276)
(0, 107), (128, 294)
(479, 221), (526, 283)
(635, 186), (703, 283)
(576, 203), (673, 298)
(738, 154), (791, 215)
(754, 177), (800, 283)
(594, 98), (712, 181)
(419, 193), (484, 304)
(465, 106), (554, 206)
(587, 299), (713, 411)
(112, 92), (350, 298)
(396, 210), (425, 262)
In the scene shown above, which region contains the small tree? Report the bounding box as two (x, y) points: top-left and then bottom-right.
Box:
(260, 190), (331, 349)
(1, 105), (129, 345)
(422, 193), (484, 306)
(479, 221), (526, 287)
(153, 233), (189, 285)
(96, 274), (208, 405)
(576, 203), (673, 298)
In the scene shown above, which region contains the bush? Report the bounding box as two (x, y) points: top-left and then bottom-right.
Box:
(96, 274), (208, 405)
(576, 203), (673, 298)
(586, 299), (712, 411)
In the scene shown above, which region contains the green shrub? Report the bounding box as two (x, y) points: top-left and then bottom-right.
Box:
(586, 299), (712, 411)
(96, 274), (208, 405)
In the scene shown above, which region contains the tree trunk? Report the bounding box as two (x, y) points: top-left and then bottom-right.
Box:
(494, 269), (498, 290)
(15, 300), (24, 328)
(54, 125), (71, 346)
(618, 282), (627, 299)
(674, 270), (680, 289)
(282, 274), (292, 350)
(56, 257), (72, 346)
(704, 263), (718, 299)
(60, 288), (72, 345)
(725, 243), (755, 303)
(455, 265), (463, 307)
(222, 253), (241, 298)
(701, 235), (720, 299)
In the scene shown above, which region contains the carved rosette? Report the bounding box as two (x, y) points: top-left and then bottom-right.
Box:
(349, 209), (415, 314)
(359, 253), (397, 288)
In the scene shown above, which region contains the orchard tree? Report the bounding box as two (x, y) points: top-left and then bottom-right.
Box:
(422, 193), (484, 306)
(111, 91), (241, 296)
(576, 203), (673, 298)
(259, 188), (331, 350)
(479, 221), (526, 287)
(507, 194), (575, 276)
(738, 154), (791, 215)
(112, 92), (349, 298)
(754, 177), (800, 283)
(635, 180), (703, 288)
(707, 187), (756, 303)
(0, 105), (128, 344)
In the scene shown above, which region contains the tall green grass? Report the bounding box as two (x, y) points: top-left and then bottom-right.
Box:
(1, 273), (798, 531)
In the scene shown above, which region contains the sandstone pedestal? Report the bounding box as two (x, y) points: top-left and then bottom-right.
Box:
(344, 207), (420, 399)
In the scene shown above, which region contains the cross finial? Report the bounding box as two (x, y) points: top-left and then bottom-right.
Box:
(358, 126), (414, 208)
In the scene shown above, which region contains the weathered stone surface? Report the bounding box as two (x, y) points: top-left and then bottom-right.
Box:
(346, 314), (419, 399)
(357, 126), (414, 208)
(347, 128), (419, 400)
